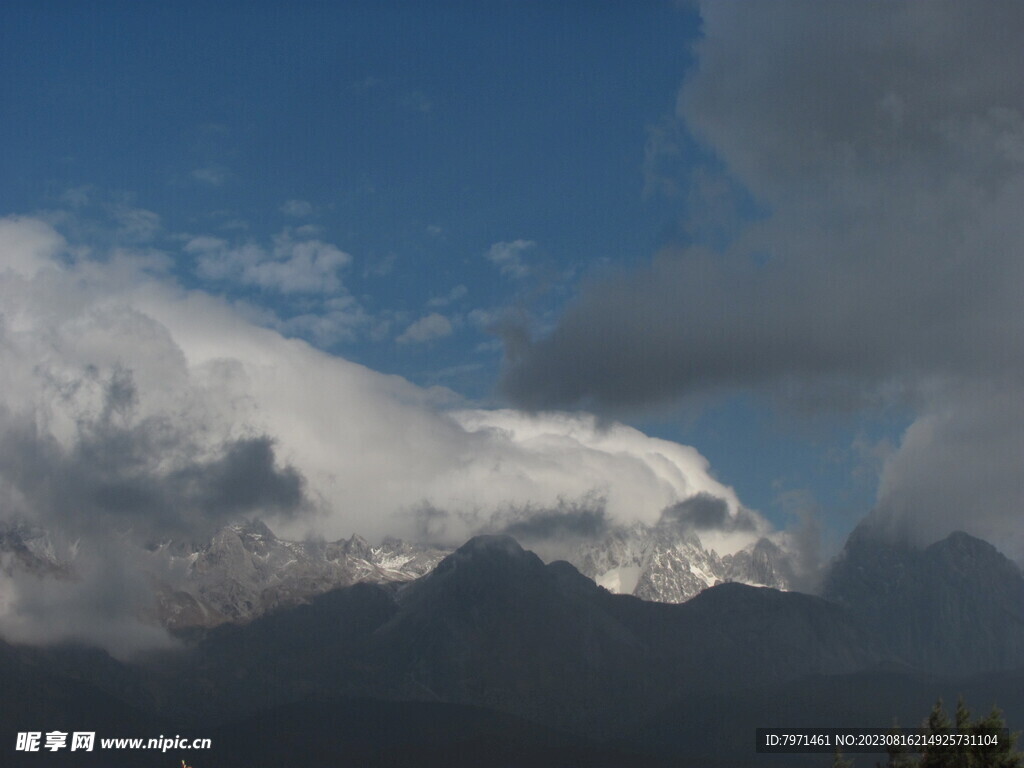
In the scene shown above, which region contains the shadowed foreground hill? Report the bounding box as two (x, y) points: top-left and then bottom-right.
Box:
(618, 668), (1024, 767)
(206, 697), (678, 768)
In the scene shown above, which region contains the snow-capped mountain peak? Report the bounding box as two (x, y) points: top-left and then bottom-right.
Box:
(568, 522), (794, 603)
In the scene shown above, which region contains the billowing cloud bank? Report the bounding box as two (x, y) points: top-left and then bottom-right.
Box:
(501, 1), (1024, 560)
(0, 215), (755, 654)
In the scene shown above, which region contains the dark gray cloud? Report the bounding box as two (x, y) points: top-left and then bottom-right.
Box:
(0, 368), (310, 657)
(659, 492), (757, 533)
(500, 1), (1024, 560)
(501, 505), (609, 542)
(408, 496), (612, 552)
(0, 370), (307, 543)
(502, 1), (1024, 412)
(173, 436), (303, 521)
(487, 497), (613, 566)
(501, 208), (1024, 414)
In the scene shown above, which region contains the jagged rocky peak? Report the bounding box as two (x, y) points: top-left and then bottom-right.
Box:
(3, 514), (808, 636)
(233, 517), (277, 538)
(567, 522), (797, 603)
(0, 520), (69, 577)
(194, 526), (259, 577)
(722, 537), (794, 589)
(153, 519), (449, 629)
(338, 533), (372, 559)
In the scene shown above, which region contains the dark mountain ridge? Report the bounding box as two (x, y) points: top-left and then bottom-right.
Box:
(823, 524), (1024, 674)
(110, 534), (886, 737)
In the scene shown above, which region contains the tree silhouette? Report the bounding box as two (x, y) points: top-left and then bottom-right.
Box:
(833, 746), (854, 768)
(843, 697), (1024, 768)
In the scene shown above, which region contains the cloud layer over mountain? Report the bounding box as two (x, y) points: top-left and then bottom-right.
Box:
(0, 215), (753, 653)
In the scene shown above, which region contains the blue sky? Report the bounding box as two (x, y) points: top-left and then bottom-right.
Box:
(4, 1), (1022, 557)
(2, 1), (696, 384)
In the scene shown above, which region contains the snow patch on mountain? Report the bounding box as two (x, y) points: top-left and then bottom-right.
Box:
(0, 516), (797, 635)
(568, 523), (795, 603)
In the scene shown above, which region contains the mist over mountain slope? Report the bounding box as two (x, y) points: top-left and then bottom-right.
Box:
(823, 523), (1024, 674)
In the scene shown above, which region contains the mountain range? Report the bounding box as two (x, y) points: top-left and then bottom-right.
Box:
(570, 521), (795, 601)
(2, 517), (797, 629)
(2, 524), (1024, 767)
(153, 519), (800, 627)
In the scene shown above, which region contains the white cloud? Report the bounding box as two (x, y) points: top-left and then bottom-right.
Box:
(58, 185), (95, 209)
(642, 118), (686, 199)
(396, 312), (454, 344)
(190, 166), (229, 186)
(275, 296), (369, 346)
(186, 228), (352, 294)
(485, 239), (534, 279)
(0, 216), (66, 279)
(280, 199), (316, 218)
(2, 217), (747, 547)
(109, 205), (161, 244)
(0, 214), (769, 654)
(427, 284), (467, 308)
(449, 409), (748, 541)
(468, 307), (501, 330)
